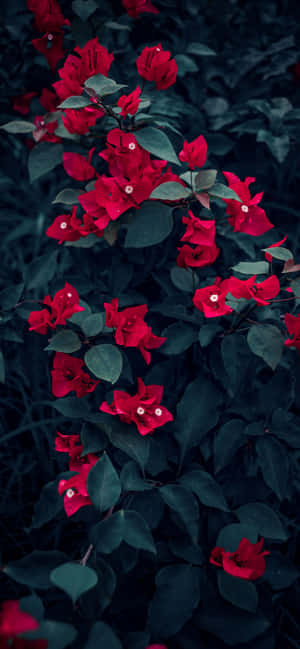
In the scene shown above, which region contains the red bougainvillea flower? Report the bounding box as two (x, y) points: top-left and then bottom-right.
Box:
(284, 313), (300, 355)
(0, 599), (47, 649)
(123, 0), (159, 18)
(224, 275), (280, 305)
(264, 235), (288, 262)
(117, 86), (141, 117)
(12, 92), (36, 115)
(100, 377), (173, 436)
(178, 135), (207, 170)
(177, 242), (219, 269)
(55, 431), (84, 470)
(104, 299), (166, 364)
(222, 171), (273, 236)
(32, 31), (65, 72)
(32, 115), (60, 143)
(51, 352), (99, 398)
(180, 211), (216, 246)
(136, 44), (177, 90)
(53, 38), (114, 101)
(46, 208), (82, 244)
(40, 87), (58, 112)
(61, 106), (105, 135)
(58, 454), (98, 516)
(28, 283), (84, 333)
(27, 309), (52, 335)
(193, 278), (233, 318)
(210, 538), (269, 580)
(27, 0), (69, 33)
(63, 148), (96, 181)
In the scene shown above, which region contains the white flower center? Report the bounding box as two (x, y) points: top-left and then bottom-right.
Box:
(66, 488), (75, 498)
(47, 33), (54, 41)
(60, 221), (67, 229)
(241, 204), (249, 213)
(40, 120), (45, 126)
(209, 294), (219, 302)
(125, 184), (134, 194)
(136, 406), (145, 415)
(155, 408), (162, 416)
(67, 292), (72, 298)
(128, 142), (136, 150)
(156, 47), (161, 52)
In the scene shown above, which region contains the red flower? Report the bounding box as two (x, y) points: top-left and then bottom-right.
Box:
(28, 283), (84, 333)
(39, 87), (58, 112)
(224, 275), (280, 305)
(193, 278), (233, 318)
(222, 171), (273, 236)
(55, 431), (83, 470)
(104, 299), (166, 364)
(27, 309), (52, 335)
(61, 106), (104, 135)
(117, 86), (141, 117)
(53, 38), (114, 101)
(12, 92), (36, 115)
(210, 538), (269, 581)
(177, 243), (219, 269)
(178, 135), (207, 170)
(27, 0), (68, 33)
(79, 175), (134, 221)
(51, 352), (99, 398)
(285, 313), (300, 355)
(32, 116), (60, 143)
(32, 31), (65, 72)
(264, 235), (287, 262)
(100, 377), (173, 436)
(136, 44), (177, 90)
(123, 0), (159, 18)
(180, 211), (216, 246)
(58, 454), (98, 516)
(63, 149), (96, 181)
(46, 208), (83, 244)
(0, 600), (47, 649)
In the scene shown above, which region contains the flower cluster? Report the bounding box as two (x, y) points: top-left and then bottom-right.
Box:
(0, 600), (47, 649)
(122, 0), (159, 18)
(193, 274), (281, 317)
(222, 172), (274, 236)
(56, 432), (98, 516)
(28, 283), (84, 334)
(177, 210), (219, 269)
(51, 353), (99, 398)
(210, 538), (269, 580)
(27, 0), (69, 71)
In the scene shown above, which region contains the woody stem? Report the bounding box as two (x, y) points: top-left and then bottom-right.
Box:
(80, 543), (93, 566)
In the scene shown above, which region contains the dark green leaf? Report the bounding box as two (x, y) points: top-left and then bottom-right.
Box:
(105, 422), (150, 471)
(170, 266), (198, 292)
(50, 562), (98, 602)
(186, 42), (216, 56)
(160, 485), (199, 542)
(4, 551), (67, 589)
(27, 621), (77, 649)
(262, 246), (293, 261)
(72, 0), (98, 20)
(195, 169), (217, 190)
(161, 322), (198, 355)
(257, 130), (290, 163)
(1, 120), (34, 133)
(92, 511), (125, 554)
(256, 437), (289, 500)
(208, 183), (242, 201)
(52, 188), (80, 205)
(26, 251), (58, 290)
(217, 571), (258, 612)
(148, 564), (201, 637)
(28, 143), (63, 182)
(149, 182), (190, 200)
(235, 502), (288, 540)
(87, 453), (121, 512)
(84, 622), (123, 649)
(232, 261), (269, 274)
(45, 330), (81, 353)
(84, 344), (123, 383)
(58, 96), (93, 109)
(0, 350), (5, 383)
(247, 324), (284, 370)
(85, 74), (126, 96)
(180, 470), (229, 511)
(125, 202), (173, 248)
(135, 127), (180, 165)
(123, 511), (156, 553)
(216, 524), (258, 550)
(81, 313), (105, 336)
(0, 283), (24, 310)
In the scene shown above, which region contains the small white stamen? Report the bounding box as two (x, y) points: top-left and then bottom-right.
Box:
(67, 292), (72, 298)
(128, 142), (136, 150)
(137, 406), (145, 415)
(60, 221), (67, 229)
(209, 294), (219, 303)
(156, 47), (161, 52)
(40, 120), (45, 126)
(241, 204), (249, 213)
(155, 408), (162, 416)
(47, 33), (54, 41)
(66, 488), (75, 498)
(125, 185), (134, 194)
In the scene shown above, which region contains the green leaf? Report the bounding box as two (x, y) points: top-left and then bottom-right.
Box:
(65, 233), (99, 247)
(180, 470), (229, 512)
(125, 202), (173, 248)
(216, 524), (258, 550)
(27, 621), (77, 649)
(262, 246), (293, 261)
(208, 183), (242, 202)
(170, 266), (198, 292)
(0, 350), (5, 383)
(28, 143), (63, 182)
(235, 502), (288, 540)
(247, 324), (284, 370)
(19, 595), (44, 622)
(58, 96), (93, 109)
(257, 130), (290, 163)
(81, 313), (105, 336)
(26, 251), (58, 290)
(0, 282), (24, 310)
(161, 322), (198, 355)
(160, 485), (199, 542)
(135, 127), (180, 165)
(148, 564), (201, 637)
(45, 330), (81, 353)
(50, 562), (98, 603)
(84, 74), (127, 96)
(1, 120), (34, 133)
(214, 420), (245, 474)
(87, 453), (121, 512)
(31, 478), (64, 529)
(175, 54), (198, 75)
(92, 511), (125, 554)
(197, 601), (270, 645)
(84, 344), (123, 383)
(123, 510), (156, 553)
(84, 622), (123, 649)
(217, 571), (258, 613)
(4, 551), (67, 589)
(195, 169), (217, 191)
(231, 261), (269, 275)
(104, 422), (150, 471)
(256, 437), (289, 501)
(121, 461), (152, 492)
(198, 323), (222, 347)
(52, 188), (80, 205)
(149, 182), (190, 200)
(186, 42), (216, 56)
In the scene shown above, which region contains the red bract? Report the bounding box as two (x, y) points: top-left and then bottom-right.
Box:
(178, 135), (207, 170)
(27, 309), (52, 335)
(40, 87), (58, 112)
(46, 208), (83, 244)
(79, 176), (134, 221)
(51, 352), (99, 398)
(117, 86), (141, 117)
(177, 243), (219, 269)
(61, 106), (104, 135)
(55, 431), (83, 470)
(193, 278), (233, 318)
(104, 298), (166, 364)
(222, 171), (273, 236)
(53, 38), (114, 101)
(63, 149), (96, 181)
(180, 211), (216, 246)
(27, 0), (68, 32)
(0, 600), (47, 649)
(32, 31), (65, 72)
(224, 275), (280, 305)
(136, 44), (177, 90)
(100, 377), (173, 436)
(32, 116), (60, 143)
(210, 538), (269, 580)
(123, 0), (159, 18)
(28, 283), (84, 333)
(58, 454), (98, 516)
(12, 92), (36, 115)
(264, 235), (287, 262)
(285, 313), (300, 355)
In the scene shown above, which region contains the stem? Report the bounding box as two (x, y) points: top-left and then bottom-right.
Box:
(80, 544), (93, 566)
(224, 303), (258, 336)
